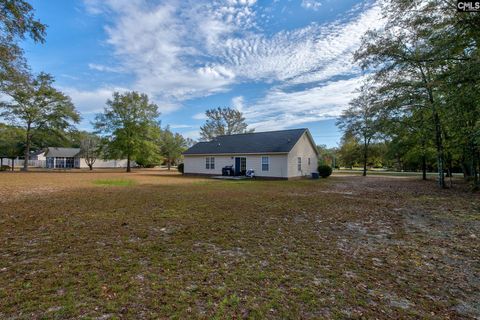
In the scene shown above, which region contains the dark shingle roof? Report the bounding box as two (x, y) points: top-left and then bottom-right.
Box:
(45, 147), (81, 158)
(184, 128), (316, 155)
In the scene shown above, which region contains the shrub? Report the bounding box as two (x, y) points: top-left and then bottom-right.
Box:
(0, 165), (11, 171)
(317, 165), (332, 178)
(177, 163), (184, 174)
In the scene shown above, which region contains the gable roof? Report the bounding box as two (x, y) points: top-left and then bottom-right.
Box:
(45, 147), (81, 158)
(183, 128), (318, 155)
(30, 149), (46, 156)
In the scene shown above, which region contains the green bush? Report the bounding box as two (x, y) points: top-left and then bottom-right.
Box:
(317, 165), (332, 178)
(0, 165), (11, 171)
(177, 163), (184, 174)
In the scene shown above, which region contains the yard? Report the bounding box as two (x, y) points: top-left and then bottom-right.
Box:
(0, 170), (479, 319)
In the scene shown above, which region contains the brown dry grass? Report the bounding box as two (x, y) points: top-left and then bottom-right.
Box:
(0, 169), (479, 319)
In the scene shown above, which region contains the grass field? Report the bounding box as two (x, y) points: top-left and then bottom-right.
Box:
(0, 170), (479, 319)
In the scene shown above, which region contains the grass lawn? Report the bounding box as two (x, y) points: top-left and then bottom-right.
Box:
(0, 169), (479, 319)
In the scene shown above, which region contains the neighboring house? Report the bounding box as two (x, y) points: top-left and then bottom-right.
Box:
(44, 147), (132, 169)
(45, 148), (82, 168)
(28, 150), (46, 161)
(183, 128), (319, 179)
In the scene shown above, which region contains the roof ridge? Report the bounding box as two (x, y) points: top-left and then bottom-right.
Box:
(213, 128), (306, 139)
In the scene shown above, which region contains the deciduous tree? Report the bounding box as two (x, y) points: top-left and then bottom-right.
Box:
(337, 83), (380, 176)
(199, 107), (253, 141)
(0, 0), (46, 84)
(79, 134), (101, 170)
(0, 123), (24, 171)
(0, 72), (80, 170)
(93, 91), (160, 172)
(159, 126), (187, 170)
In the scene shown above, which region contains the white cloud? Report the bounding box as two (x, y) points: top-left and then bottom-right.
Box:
(222, 4), (381, 84)
(86, 0), (259, 101)
(231, 96), (245, 112)
(88, 63), (124, 73)
(182, 129), (201, 140)
(63, 86), (179, 116)
(301, 0), (322, 11)
(61, 87), (120, 114)
(169, 124), (194, 129)
(84, 0), (379, 93)
(245, 76), (366, 131)
(192, 112), (207, 120)
(81, 0), (382, 128)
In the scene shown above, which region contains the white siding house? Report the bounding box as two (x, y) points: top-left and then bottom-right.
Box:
(44, 147), (132, 169)
(183, 129), (319, 179)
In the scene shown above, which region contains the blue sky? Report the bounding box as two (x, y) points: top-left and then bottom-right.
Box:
(22, 0), (381, 147)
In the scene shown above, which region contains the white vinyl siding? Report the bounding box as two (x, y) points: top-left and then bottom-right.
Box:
(287, 132), (319, 178)
(184, 132), (319, 178)
(261, 156), (269, 171)
(184, 154), (288, 177)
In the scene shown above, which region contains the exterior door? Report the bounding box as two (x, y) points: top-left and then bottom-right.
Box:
(235, 157), (246, 175)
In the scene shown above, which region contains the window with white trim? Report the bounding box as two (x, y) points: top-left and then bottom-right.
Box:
(206, 157), (215, 170)
(297, 157), (302, 171)
(308, 158), (311, 166)
(261, 156), (269, 171)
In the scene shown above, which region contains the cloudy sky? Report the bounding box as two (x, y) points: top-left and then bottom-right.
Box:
(22, 0), (381, 147)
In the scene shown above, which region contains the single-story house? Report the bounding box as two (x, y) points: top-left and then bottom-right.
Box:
(182, 128), (319, 179)
(44, 147), (131, 169)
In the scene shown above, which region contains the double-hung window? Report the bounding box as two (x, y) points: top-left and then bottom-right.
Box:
(297, 157), (302, 171)
(206, 157), (215, 170)
(261, 156), (269, 171)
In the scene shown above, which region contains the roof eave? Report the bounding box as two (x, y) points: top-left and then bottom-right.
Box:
(183, 151), (290, 156)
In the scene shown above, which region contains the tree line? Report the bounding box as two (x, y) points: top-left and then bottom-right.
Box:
(336, 0), (480, 188)
(0, 84), (251, 172)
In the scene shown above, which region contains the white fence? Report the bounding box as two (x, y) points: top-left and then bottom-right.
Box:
(0, 159), (46, 168)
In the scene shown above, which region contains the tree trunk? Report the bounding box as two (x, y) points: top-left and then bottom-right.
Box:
(167, 158), (171, 171)
(422, 153), (427, 181)
(11, 158), (15, 171)
(89, 164), (93, 171)
(0, 157), (3, 168)
(23, 124), (31, 171)
(363, 138), (368, 177)
(445, 154), (453, 178)
(474, 148), (479, 188)
(419, 65), (445, 188)
(126, 154), (131, 173)
(433, 111), (445, 188)
(420, 138), (427, 181)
